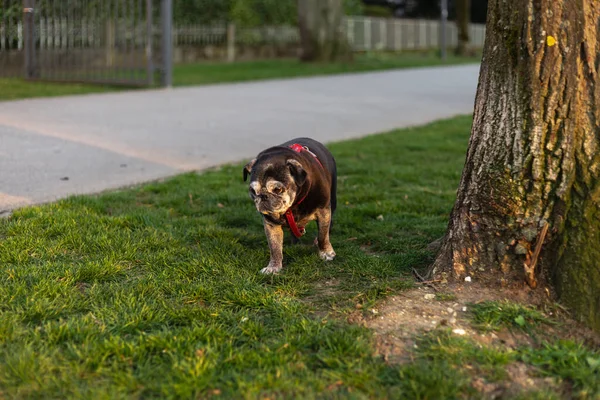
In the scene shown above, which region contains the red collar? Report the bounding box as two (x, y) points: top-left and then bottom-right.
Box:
(285, 143), (324, 238)
(288, 143), (325, 169)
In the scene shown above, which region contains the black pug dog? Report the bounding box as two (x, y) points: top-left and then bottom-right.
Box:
(243, 137), (337, 274)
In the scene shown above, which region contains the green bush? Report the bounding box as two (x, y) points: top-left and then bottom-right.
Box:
(363, 5), (394, 18)
(344, 0), (365, 15)
(174, 0), (364, 26)
(173, 0), (234, 24)
(230, 0), (297, 27)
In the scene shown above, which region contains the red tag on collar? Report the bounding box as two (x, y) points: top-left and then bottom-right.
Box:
(289, 143), (304, 153)
(288, 143), (325, 169)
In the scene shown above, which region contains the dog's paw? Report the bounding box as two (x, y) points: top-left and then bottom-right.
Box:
(260, 263), (282, 274)
(319, 249), (336, 261)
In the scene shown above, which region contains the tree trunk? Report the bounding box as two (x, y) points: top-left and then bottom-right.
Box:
(454, 0), (471, 56)
(297, 0), (353, 62)
(430, 0), (600, 331)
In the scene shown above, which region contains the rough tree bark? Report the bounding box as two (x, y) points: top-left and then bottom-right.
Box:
(297, 0), (353, 62)
(454, 0), (471, 56)
(430, 0), (600, 330)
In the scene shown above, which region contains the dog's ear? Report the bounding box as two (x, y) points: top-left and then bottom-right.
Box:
(243, 159), (256, 182)
(287, 159), (307, 186)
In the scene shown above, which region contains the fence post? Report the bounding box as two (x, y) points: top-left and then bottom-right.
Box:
(414, 20), (420, 50)
(394, 20), (400, 51)
(18, 22), (23, 50)
(347, 18), (355, 47)
(440, 0), (448, 60)
(364, 18), (371, 51)
(146, 0), (154, 86)
(227, 22), (236, 62)
(23, 0), (36, 79)
(390, 20), (395, 51)
(105, 19), (115, 67)
(161, 0), (173, 87)
(426, 20), (431, 49)
(379, 18), (386, 50)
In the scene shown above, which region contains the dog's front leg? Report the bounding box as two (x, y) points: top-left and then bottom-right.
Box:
(316, 207), (336, 261)
(261, 221), (284, 274)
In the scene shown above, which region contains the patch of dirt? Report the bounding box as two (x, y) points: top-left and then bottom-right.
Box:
(504, 362), (560, 394)
(361, 285), (510, 363)
(358, 282), (599, 353)
(355, 285), (516, 354)
(344, 282), (599, 398)
(465, 360), (562, 399)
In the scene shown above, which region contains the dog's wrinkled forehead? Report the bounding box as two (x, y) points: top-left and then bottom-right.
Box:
(251, 158), (293, 185)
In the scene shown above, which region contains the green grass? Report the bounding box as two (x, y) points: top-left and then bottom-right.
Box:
(470, 300), (554, 333)
(519, 340), (600, 398)
(435, 292), (458, 302)
(172, 52), (481, 87)
(413, 328), (600, 399)
(416, 329), (513, 381)
(0, 78), (121, 102)
(0, 116), (469, 398)
(0, 52), (481, 101)
(1, 115), (598, 398)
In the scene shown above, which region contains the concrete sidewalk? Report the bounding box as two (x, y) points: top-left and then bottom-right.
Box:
(0, 64), (480, 211)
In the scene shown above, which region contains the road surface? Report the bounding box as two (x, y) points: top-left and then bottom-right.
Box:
(0, 64), (480, 211)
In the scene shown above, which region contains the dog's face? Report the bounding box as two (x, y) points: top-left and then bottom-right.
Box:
(243, 156), (307, 217)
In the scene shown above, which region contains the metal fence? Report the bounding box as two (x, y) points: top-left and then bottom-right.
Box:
(173, 24), (300, 47)
(0, 0), (172, 86)
(2, 6), (484, 83)
(170, 16), (486, 52)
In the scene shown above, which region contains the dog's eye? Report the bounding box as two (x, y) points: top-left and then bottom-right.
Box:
(272, 187), (284, 195)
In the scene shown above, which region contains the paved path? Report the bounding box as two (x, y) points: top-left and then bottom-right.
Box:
(0, 64), (480, 211)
